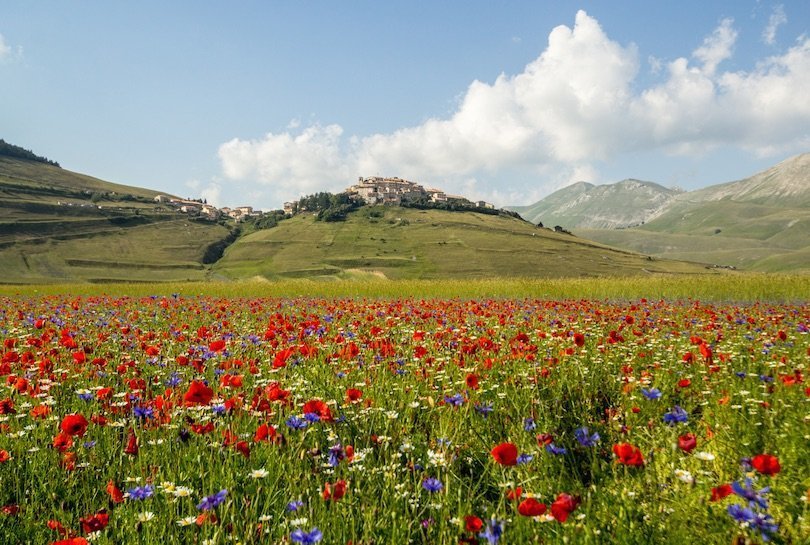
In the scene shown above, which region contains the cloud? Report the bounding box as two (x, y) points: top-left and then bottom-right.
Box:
(0, 33), (12, 60)
(763, 4), (787, 45)
(0, 32), (22, 62)
(218, 11), (810, 207)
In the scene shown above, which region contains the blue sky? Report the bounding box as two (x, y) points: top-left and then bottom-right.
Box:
(2, 1), (809, 210)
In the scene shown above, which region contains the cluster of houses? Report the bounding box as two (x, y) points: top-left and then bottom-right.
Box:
(153, 195), (260, 221)
(283, 176), (494, 215)
(155, 175), (495, 221)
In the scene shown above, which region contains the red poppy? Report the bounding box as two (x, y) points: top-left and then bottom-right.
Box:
(505, 487), (523, 501)
(465, 373), (480, 390)
(60, 414), (89, 437)
(677, 433), (697, 453)
(573, 333), (585, 347)
(551, 493), (580, 522)
(518, 497), (547, 517)
(322, 479), (347, 501)
(209, 339), (226, 352)
(490, 442), (518, 466)
(0, 450), (9, 463)
(79, 510), (109, 534)
(302, 399), (333, 422)
(52, 432), (73, 452)
(613, 443), (645, 466)
(51, 539), (88, 545)
(751, 454), (781, 475)
(346, 388), (363, 403)
(254, 423), (277, 443)
(124, 428), (139, 456)
(106, 481), (124, 504)
(710, 483), (733, 502)
(183, 381), (214, 406)
(464, 515), (483, 532)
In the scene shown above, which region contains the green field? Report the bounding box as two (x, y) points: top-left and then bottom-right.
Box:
(213, 207), (715, 281)
(2, 274), (808, 302)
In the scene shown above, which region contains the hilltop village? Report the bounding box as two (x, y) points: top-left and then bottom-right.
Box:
(283, 176), (495, 215)
(153, 176), (496, 222)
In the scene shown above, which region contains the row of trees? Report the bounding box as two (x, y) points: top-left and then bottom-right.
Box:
(0, 139), (60, 167)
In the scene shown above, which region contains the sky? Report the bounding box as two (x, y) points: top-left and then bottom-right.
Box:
(1, 1), (809, 210)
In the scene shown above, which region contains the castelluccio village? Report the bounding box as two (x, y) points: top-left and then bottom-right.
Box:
(0, 3), (809, 544)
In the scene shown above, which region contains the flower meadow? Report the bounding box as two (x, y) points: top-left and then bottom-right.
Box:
(0, 295), (808, 544)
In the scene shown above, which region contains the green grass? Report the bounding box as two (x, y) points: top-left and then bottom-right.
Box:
(2, 274), (808, 301)
(213, 207), (714, 281)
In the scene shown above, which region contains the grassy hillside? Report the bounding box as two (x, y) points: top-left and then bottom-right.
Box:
(213, 206), (716, 280)
(0, 157), (234, 284)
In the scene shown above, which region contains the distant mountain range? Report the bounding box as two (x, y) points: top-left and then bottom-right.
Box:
(511, 153), (810, 272)
(510, 179), (683, 229)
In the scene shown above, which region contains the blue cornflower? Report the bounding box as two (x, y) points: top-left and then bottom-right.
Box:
(641, 387), (662, 400)
(77, 391), (94, 402)
(83, 441), (96, 448)
(750, 511), (779, 542)
(286, 500), (304, 512)
(304, 412), (321, 423)
(422, 477), (443, 493)
(290, 527), (323, 544)
(127, 484), (154, 500)
(662, 405), (689, 425)
(545, 443), (567, 455)
(516, 453), (534, 465)
(475, 403), (494, 417)
(328, 443), (345, 467)
(727, 504), (755, 523)
(523, 417), (536, 431)
(286, 415), (308, 430)
(574, 427), (600, 447)
(444, 393), (464, 407)
(731, 478), (770, 509)
(165, 372), (182, 387)
(197, 489), (228, 511)
(479, 518), (505, 544)
(211, 404), (227, 415)
(133, 405), (154, 420)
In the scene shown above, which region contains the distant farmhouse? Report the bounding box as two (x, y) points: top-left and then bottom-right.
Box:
(153, 195), (261, 221)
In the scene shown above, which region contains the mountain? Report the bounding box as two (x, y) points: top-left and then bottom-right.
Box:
(0, 156), (234, 283)
(510, 179), (682, 229)
(570, 153), (810, 272)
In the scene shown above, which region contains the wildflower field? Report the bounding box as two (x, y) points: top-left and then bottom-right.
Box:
(0, 280), (808, 544)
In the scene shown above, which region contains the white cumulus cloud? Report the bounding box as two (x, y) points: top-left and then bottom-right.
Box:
(218, 10), (810, 208)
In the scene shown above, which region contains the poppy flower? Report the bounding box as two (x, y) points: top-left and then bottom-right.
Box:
(59, 414), (89, 437)
(0, 450), (9, 463)
(517, 497), (547, 517)
(209, 339), (226, 352)
(106, 481), (124, 504)
(302, 399), (333, 422)
(573, 333), (585, 347)
(613, 443), (645, 466)
(322, 479), (347, 501)
(345, 388), (363, 403)
(677, 433), (697, 453)
(79, 510), (109, 534)
(551, 493), (580, 522)
(710, 483), (733, 502)
(751, 454), (781, 476)
(183, 381), (214, 406)
(491, 442), (519, 466)
(464, 515), (483, 532)
(124, 428), (139, 456)
(465, 373), (480, 390)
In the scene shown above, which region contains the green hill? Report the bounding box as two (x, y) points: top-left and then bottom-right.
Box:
(0, 146), (721, 283)
(212, 206), (715, 280)
(0, 156), (233, 283)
